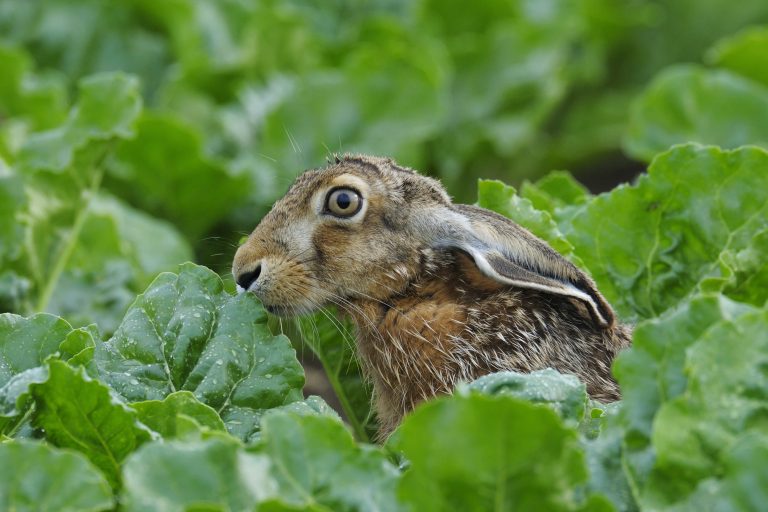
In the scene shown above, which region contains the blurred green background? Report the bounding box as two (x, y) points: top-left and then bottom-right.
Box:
(2, 0), (767, 329)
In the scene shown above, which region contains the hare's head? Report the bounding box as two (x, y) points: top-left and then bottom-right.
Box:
(232, 155), (451, 315)
(233, 154), (616, 328)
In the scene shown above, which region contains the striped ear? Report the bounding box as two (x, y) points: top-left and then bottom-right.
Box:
(433, 204), (616, 329)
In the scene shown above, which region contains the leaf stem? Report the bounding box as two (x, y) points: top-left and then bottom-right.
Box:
(312, 348), (370, 443)
(36, 167), (104, 313)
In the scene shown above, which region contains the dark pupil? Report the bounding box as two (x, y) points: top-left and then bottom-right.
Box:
(336, 192), (351, 210)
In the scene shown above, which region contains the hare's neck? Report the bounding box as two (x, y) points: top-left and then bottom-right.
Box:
(346, 254), (478, 434)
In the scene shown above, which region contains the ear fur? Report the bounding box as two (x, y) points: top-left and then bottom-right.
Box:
(431, 204), (616, 328)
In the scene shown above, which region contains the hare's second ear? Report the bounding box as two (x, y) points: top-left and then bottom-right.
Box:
(436, 205), (616, 329)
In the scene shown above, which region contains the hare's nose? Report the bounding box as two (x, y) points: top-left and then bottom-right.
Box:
(236, 263), (262, 292)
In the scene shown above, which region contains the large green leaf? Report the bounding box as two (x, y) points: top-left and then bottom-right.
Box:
(255, 411), (401, 511)
(624, 66), (768, 161)
(565, 144), (768, 320)
(613, 295), (756, 496)
(121, 437), (277, 512)
(94, 263), (305, 441)
(640, 307), (768, 509)
(393, 393), (609, 511)
(0, 441), (113, 512)
(29, 360), (154, 489)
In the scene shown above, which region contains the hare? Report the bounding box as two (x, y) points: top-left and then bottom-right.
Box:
(233, 155), (632, 436)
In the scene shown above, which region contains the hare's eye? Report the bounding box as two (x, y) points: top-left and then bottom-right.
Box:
(325, 188), (362, 217)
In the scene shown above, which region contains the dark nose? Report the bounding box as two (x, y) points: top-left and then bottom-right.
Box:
(236, 264), (261, 291)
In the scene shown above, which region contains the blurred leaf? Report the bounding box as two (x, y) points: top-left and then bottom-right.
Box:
(122, 437), (278, 512)
(255, 412), (401, 511)
(625, 66), (768, 161)
(0, 44), (67, 132)
(393, 393), (609, 511)
(707, 25), (768, 87)
(565, 144), (768, 320)
(46, 194), (193, 333)
(108, 113), (249, 239)
(94, 263), (305, 441)
(0, 0), (172, 97)
(29, 359), (153, 489)
(0, 441), (113, 512)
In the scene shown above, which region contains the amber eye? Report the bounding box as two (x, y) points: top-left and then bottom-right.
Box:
(325, 187), (362, 217)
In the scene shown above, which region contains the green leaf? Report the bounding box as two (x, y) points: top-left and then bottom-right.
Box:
(45, 194), (193, 333)
(256, 412), (401, 511)
(0, 441), (113, 512)
(520, 171), (591, 216)
(477, 179), (582, 265)
(108, 113), (249, 239)
(94, 263), (305, 441)
(624, 66), (768, 161)
(463, 369), (588, 429)
(393, 393), (602, 511)
(29, 359), (153, 489)
(640, 306), (768, 508)
(707, 26), (768, 87)
(121, 437), (277, 512)
(131, 391), (226, 439)
(0, 313), (74, 434)
(18, 72), (141, 173)
(565, 144), (768, 320)
(0, 44), (67, 131)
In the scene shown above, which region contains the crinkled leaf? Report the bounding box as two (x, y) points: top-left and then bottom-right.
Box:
(707, 26), (768, 87)
(565, 144), (768, 320)
(29, 360), (153, 489)
(94, 263), (304, 441)
(624, 66), (768, 161)
(520, 170), (591, 216)
(0, 441), (113, 512)
(131, 391), (226, 440)
(640, 307), (768, 508)
(255, 412), (401, 511)
(463, 369), (588, 429)
(122, 437), (278, 512)
(393, 393), (605, 511)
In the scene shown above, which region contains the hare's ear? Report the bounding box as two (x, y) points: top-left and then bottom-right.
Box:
(434, 205), (616, 328)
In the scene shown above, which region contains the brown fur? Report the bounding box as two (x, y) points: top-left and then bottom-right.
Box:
(233, 155), (633, 437)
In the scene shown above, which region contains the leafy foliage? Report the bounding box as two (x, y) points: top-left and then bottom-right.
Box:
(1, 6), (767, 512)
